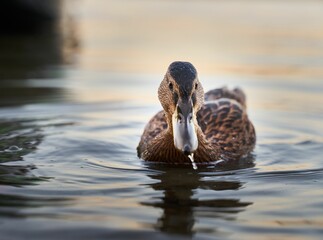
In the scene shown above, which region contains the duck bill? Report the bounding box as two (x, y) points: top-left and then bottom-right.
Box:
(172, 102), (198, 155)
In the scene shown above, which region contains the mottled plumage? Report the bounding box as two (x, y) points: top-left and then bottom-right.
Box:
(137, 62), (256, 165)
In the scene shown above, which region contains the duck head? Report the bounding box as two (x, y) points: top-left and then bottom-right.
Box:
(158, 61), (204, 155)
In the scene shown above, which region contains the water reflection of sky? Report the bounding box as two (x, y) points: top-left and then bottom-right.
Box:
(65, 0), (323, 117)
(75, 0), (323, 77)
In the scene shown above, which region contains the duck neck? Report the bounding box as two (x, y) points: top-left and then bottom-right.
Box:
(164, 111), (219, 163)
(143, 112), (187, 163)
(195, 126), (220, 162)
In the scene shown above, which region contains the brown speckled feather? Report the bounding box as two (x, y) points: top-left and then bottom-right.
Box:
(137, 110), (166, 156)
(198, 87), (255, 160)
(138, 87), (256, 163)
(204, 87), (247, 109)
(198, 92), (255, 161)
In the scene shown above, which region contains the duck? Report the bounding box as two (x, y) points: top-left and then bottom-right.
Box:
(137, 61), (256, 165)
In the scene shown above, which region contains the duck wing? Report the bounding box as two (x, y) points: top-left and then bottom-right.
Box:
(204, 87), (246, 109)
(197, 87), (256, 160)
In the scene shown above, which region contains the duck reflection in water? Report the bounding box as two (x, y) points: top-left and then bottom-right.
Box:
(141, 160), (254, 236)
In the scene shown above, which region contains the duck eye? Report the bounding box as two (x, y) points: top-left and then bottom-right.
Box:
(195, 83), (198, 90)
(169, 82), (173, 91)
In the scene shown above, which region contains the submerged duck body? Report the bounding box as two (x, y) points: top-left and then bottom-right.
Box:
(137, 62), (256, 165)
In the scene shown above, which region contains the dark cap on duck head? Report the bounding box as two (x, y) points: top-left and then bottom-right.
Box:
(168, 61), (197, 99)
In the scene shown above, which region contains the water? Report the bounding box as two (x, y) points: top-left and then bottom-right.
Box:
(1, 1), (323, 239)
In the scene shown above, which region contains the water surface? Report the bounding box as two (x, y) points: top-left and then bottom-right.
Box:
(1, 1), (323, 239)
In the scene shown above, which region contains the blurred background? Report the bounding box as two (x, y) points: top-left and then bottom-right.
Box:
(1, 1), (323, 239)
(1, 0), (322, 107)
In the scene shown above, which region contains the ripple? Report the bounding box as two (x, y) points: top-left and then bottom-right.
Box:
(251, 168), (323, 181)
(86, 158), (161, 174)
(3, 145), (23, 153)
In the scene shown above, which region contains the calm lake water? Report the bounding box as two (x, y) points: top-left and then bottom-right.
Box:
(1, 1), (323, 239)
